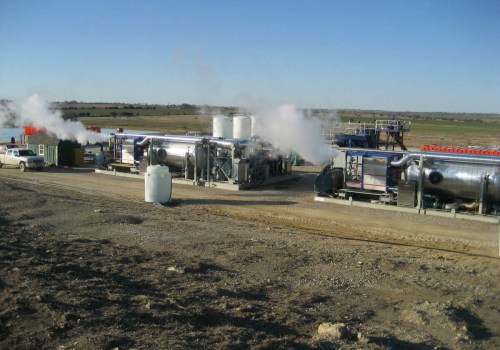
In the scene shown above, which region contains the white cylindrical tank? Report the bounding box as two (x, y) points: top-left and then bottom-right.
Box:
(213, 115), (233, 138)
(250, 115), (257, 137)
(233, 114), (252, 139)
(145, 165), (172, 203)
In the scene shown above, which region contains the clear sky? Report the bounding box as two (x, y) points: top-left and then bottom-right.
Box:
(1, 0), (499, 113)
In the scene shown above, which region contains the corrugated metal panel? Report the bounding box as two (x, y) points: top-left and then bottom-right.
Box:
(363, 157), (388, 191)
(398, 180), (416, 207)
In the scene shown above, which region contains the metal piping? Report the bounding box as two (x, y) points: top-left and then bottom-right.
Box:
(390, 153), (415, 167)
(136, 135), (208, 147)
(135, 135), (243, 149)
(208, 140), (240, 148)
(136, 138), (149, 147)
(390, 152), (500, 167)
(210, 137), (251, 145)
(339, 147), (405, 155)
(114, 132), (163, 139)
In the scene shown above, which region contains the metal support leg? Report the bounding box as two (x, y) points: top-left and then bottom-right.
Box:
(417, 155), (424, 210)
(194, 147), (197, 183)
(479, 175), (488, 215)
(207, 144), (210, 186)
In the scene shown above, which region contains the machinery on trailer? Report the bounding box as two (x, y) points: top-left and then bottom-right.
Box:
(315, 148), (500, 217)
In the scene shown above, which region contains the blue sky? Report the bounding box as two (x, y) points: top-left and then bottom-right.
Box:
(1, 0), (499, 113)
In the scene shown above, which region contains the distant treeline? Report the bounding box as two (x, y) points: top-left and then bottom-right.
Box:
(59, 102), (197, 110)
(55, 101), (499, 122)
(58, 102), (214, 120)
(339, 108), (499, 118)
(335, 110), (499, 123)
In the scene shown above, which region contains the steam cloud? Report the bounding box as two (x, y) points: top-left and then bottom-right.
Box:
(251, 104), (339, 165)
(0, 94), (107, 144)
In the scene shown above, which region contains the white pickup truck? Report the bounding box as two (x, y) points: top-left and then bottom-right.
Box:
(0, 148), (45, 171)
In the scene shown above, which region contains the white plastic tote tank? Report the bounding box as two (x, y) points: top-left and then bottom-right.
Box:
(233, 114), (252, 139)
(212, 115), (233, 138)
(145, 165), (172, 203)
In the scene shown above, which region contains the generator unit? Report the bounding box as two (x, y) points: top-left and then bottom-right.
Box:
(109, 133), (292, 186)
(316, 148), (500, 216)
(315, 149), (404, 204)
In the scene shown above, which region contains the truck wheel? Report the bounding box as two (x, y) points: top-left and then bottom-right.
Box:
(20, 162), (26, 172)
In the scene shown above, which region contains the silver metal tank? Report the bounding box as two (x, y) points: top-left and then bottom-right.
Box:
(405, 160), (500, 205)
(153, 141), (208, 171)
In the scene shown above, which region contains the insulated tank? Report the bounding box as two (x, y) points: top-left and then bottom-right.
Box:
(233, 115), (252, 139)
(315, 168), (344, 195)
(153, 141), (208, 172)
(213, 115), (233, 138)
(405, 160), (500, 206)
(145, 165), (172, 203)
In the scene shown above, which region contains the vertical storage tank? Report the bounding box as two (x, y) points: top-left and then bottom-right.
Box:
(233, 114), (252, 139)
(213, 115), (233, 138)
(250, 115), (258, 137)
(145, 165), (172, 203)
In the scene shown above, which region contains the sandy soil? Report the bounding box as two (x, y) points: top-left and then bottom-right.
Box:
(0, 166), (499, 349)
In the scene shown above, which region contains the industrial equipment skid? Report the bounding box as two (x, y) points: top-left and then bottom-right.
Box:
(95, 168), (300, 191)
(314, 196), (499, 224)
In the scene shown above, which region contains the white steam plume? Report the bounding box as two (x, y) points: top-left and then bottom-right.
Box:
(0, 94), (107, 144)
(251, 104), (338, 165)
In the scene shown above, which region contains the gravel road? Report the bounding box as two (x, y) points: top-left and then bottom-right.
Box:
(1, 166), (499, 349)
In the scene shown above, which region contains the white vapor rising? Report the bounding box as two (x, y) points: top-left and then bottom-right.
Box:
(0, 94), (107, 144)
(251, 104), (338, 165)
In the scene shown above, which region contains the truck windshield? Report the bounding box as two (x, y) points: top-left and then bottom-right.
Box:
(18, 150), (36, 156)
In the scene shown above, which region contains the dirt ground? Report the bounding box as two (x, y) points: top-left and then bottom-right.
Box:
(0, 165), (499, 349)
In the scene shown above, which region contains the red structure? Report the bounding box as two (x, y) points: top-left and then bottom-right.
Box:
(420, 144), (500, 156)
(23, 125), (47, 135)
(24, 125), (101, 135)
(85, 125), (101, 133)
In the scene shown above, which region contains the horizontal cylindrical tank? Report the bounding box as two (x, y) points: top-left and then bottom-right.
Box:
(233, 115), (252, 139)
(145, 165), (172, 203)
(153, 141), (207, 172)
(315, 168), (344, 195)
(213, 115), (233, 138)
(405, 160), (500, 205)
